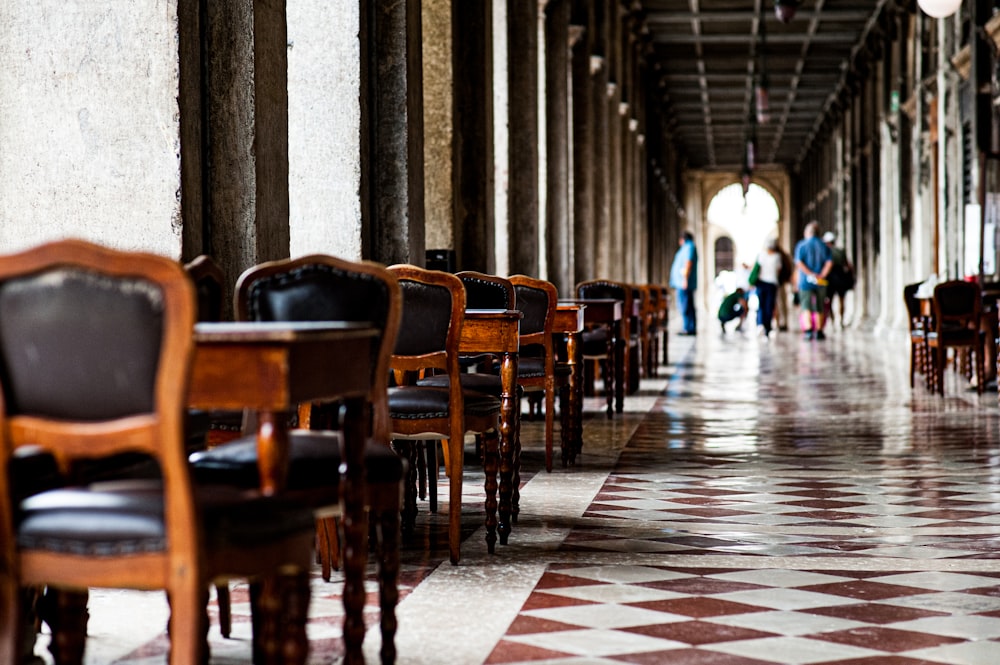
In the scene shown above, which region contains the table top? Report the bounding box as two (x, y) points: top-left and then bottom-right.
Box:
(461, 309), (521, 353)
(554, 303), (586, 334)
(194, 320), (375, 342)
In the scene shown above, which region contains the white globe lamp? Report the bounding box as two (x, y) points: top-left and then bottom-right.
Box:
(917, 0), (963, 19)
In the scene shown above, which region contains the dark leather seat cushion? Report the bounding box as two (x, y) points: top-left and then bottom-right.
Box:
(189, 432), (405, 492)
(581, 327), (612, 357)
(17, 481), (315, 556)
(388, 386), (501, 419)
(416, 373), (524, 399)
(517, 356), (573, 379)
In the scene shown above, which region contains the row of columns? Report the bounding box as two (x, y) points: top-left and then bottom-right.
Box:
(0, 1), (675, 305)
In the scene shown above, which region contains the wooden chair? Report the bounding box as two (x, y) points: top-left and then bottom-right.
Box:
(903, 282), (929, 389)
(414, 271), (516, 512)
(927, 280), (985, 396)
(509, 275), (566, 473)
(187, 255), (405, 664)
(638, 284), (657, 378)
(575, 279), (635, 415)
(0, 239), (316, 665)
(386, 265), (502, 564)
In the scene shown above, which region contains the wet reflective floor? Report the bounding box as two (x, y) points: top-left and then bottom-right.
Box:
(49, 325), (1000, 664)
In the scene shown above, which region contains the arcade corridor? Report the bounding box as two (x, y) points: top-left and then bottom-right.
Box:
(43, 324), (1000, 665)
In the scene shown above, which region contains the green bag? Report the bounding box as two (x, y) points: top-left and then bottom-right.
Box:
(748, 261), (761, 286)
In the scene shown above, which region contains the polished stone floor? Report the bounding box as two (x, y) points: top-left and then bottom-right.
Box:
(33, 322), (1000, 664)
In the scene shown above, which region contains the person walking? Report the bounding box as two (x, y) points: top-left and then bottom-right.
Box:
(670, 230), (699, 335)
(793, 221), (833, 340)
(753, 238), (784, 338)
(822, 231), (854, 328)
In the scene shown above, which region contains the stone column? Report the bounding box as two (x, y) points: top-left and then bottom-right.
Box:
(507, 0), (540, 277)
(544, 0), (573, 295)
(570, 12), (595, 285)
(591, 0), (611, 278)
(606, 3), (624, 281)
(360, 0), (425, 266)
(423, 0), (454, 264)
(453, 1), (495, 273)
(200, 0), (290, 312)
(0, 1), (199, 257)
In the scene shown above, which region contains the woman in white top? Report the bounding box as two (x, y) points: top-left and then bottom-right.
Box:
(754, 238), (785, 337)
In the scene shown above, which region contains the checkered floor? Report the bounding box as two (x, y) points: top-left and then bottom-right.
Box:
(36, 325), (1000, 664)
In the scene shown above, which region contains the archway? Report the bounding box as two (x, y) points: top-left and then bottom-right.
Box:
(705, 182), (780, 307)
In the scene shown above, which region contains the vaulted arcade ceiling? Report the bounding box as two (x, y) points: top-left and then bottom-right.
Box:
(640, 0), (895, 171)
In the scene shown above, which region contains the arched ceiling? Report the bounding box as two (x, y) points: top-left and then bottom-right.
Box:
(640, 0), (896, 171)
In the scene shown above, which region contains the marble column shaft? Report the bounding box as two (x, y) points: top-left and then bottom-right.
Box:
(507, 0), (540, 277)
(544, 0), (573, 296)
(570, 22), (595, 285)
(362, 0), (425, 266)
(452, 1), (495, 273)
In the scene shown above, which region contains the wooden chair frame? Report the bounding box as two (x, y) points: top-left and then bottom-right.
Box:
(0, 239), (315, 665)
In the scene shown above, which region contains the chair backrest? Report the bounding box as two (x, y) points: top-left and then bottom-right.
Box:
(456, 271), (515, 310)
(932, 280), (981, 331)
(903, 282), (921, 318)
(235, 255), (402, 440)
(184, 254), (227, 322)
(510, 274), (558, 350)
(0, 238), (196, 563)
(575, 278), (634, 338)
(387, 265), (465, 380)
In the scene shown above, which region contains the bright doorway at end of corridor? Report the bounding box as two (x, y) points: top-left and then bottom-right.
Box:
(707, 182), (780, 313)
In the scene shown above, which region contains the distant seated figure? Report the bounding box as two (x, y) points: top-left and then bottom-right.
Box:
(718, 287), (748, 334)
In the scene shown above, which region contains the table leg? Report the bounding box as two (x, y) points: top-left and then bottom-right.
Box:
(604, 328), (615, 419)
(562, 331), (579, 467)
(497, 352), (518, 546)
(340, 396), (369, 665)
(256, 410), (290, 496)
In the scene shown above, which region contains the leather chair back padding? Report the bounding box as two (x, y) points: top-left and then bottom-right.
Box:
(394, 280), (454, 357)
(0, 269), (162, 420)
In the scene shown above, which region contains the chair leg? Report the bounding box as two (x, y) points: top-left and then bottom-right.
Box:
(443, 436), (464, 565)
(0, 583), (31, 665)
(391, 440), (419, 536)
(216, 583), (232, 638)
(166, 583), (208, 665)
(40, 588), (89, 665)
(544, 384), (555, 473)
(425, 442), (438, 514)
(316, 517), (340, 582)
(251, 574), (310, 665)
(416, 442), (427, 501)
(480, 430), (499, 555)
(373, 506), (400, 665)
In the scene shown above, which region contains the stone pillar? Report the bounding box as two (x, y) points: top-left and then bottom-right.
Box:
(0, 1), (199, 257)
(544, 0), (573, 295)
(606, 3), (624, 281)
(507, 0), (540, 277)
(570, 9), (594, 285)
(360, 0), (425, 266)
(423, 0), (454, 263)
(287, 1), (362, 259)
(201, 0), (290, 311)
(453, 2), (495, 273)
(591, 1), (611, 278)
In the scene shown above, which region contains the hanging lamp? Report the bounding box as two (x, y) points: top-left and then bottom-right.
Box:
(916, 0), (962, 18)
(774, 0), (800, 23)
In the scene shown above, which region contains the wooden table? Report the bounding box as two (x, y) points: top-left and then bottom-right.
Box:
(562, 298), (624, 417)
(554, 302), (585, 466)
(460, 309), (521, 547)
(189, 321), (376, 665)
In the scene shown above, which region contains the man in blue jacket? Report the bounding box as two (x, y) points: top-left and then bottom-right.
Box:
(793, 221), (833, 340)
(670, 231), (699, 335)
